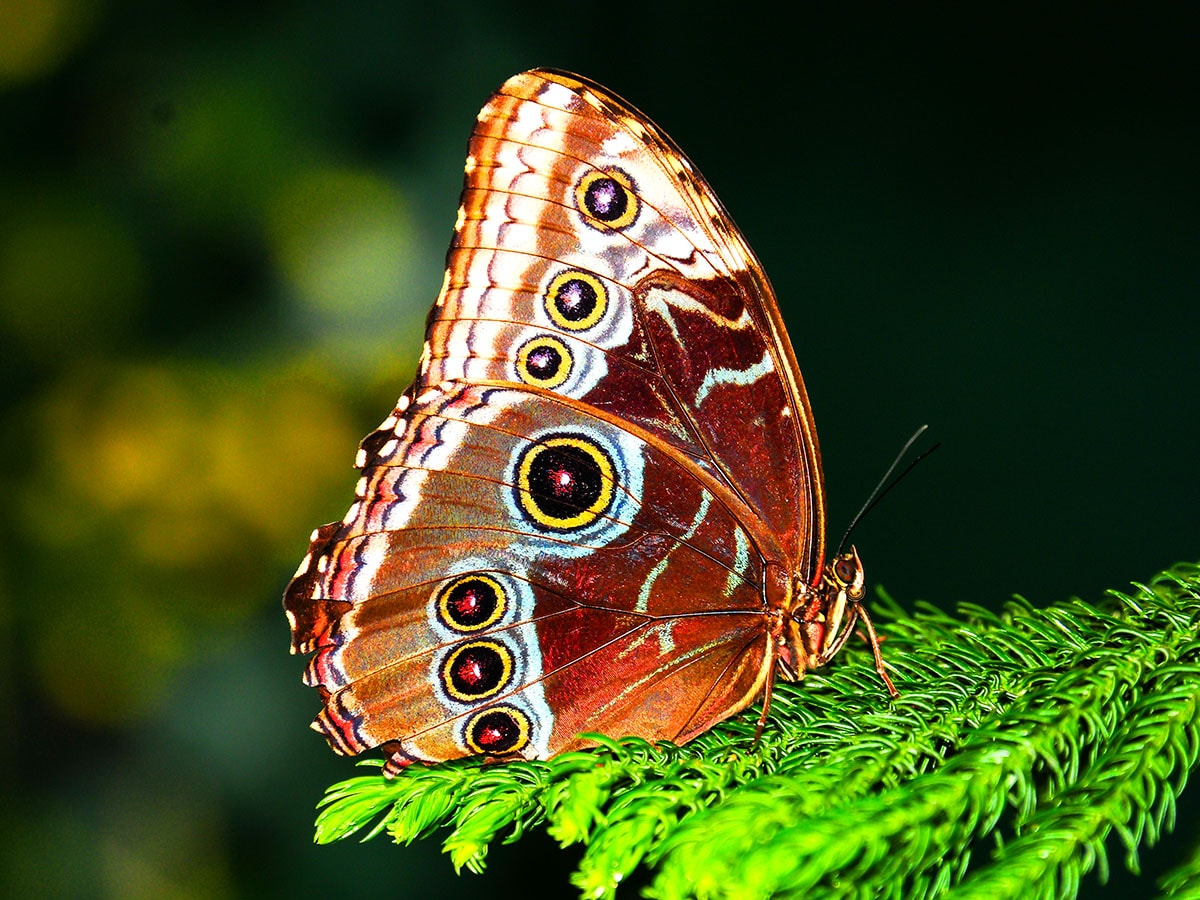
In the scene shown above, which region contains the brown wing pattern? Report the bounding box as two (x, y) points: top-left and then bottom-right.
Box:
(287, 383), (771, 765)
(284, 69), (826, 767)
(431, 69), (824, 567)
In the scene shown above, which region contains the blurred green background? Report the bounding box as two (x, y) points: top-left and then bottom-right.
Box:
(1, 1), (1195, 896)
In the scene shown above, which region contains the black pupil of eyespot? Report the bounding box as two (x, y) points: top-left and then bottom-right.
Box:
(528, 445), (603, 518)
(585, 177), (627, 221)
(528, 345), (560, 376)
(445, 579), (497, 627)
(472, 710), (520, 751)
(555, 279), (597, 321)
(449, 645), (505, 695)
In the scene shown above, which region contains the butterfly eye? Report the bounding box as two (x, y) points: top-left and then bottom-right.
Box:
(834, 556), (858, 586)
(435, 574), (507, 632)
(464, 705), (530, 755)
(516, 335), (573, 389)
(440, 640), (514, 701)
(514, 434), (616, 532)
(544, 270), (608, 331)
(575, 168), (639, 230)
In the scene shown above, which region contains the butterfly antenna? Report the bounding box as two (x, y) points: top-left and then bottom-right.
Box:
(834, 425), (939, 557)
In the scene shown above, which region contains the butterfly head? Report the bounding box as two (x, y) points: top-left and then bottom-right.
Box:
(780, 546), (898, 697)
(777, 546), (866, 679)
(820, 545), (866, 651)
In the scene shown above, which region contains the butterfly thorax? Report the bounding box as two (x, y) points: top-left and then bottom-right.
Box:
(771, 547), (866, 683)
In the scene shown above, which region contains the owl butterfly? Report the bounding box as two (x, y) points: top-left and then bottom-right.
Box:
(284, 68), (897, 774)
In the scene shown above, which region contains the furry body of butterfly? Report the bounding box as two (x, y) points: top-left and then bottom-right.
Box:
(284, 68), (894, 774)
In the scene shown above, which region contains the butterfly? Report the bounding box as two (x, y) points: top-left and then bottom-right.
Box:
(284, 68), (897, 773)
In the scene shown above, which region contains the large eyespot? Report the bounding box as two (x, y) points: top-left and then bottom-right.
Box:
(544, 270), (608, 331)
(516, 335), (572, 389)
(464, 704), (530, 755)
(514, 434), (616, 532)
(575, 168), (639, 230)
(435, 574), (506, 633)
(440, 640), (513, 701)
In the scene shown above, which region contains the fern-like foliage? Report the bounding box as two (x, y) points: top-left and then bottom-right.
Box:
(311, 563), (1200, 899)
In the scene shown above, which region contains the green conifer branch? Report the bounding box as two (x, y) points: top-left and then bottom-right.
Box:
(311, 563), (1200, 899)
(1159, 830), (1200, 898)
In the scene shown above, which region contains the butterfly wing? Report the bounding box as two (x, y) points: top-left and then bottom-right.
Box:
(433, 69), (825, 570)
(287, 381), (771, 765)
(285, 70), (825, 767)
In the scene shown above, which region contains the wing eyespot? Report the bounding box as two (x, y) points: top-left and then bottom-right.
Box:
(516, 334), (573, 389)
(575, 168), (639, 230)
(544, 270), (608, 331)
(514, 434), (616, 531)
(440, 640), (514, 701)
(435, 574), (507, 632)
(464, 704), (531, 755)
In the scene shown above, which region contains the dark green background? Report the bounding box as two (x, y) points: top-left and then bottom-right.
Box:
(2, 2), (1195, 896)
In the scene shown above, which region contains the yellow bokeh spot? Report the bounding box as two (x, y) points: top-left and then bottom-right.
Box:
(24, 360), (365, 724)
(0, 201), (144, 357)
(0, 0), (99, 86)
(33, 361), (360, 565)
(266, 167), (415, 319)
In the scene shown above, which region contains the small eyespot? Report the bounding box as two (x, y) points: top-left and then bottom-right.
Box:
(544, 270), (607, 331)
(575, 168), (639, 230)
(464, 705), (530, 755)
(516, 335), (572, 389)
(441, 640), (513, 701)
(435, 574), (507, 633)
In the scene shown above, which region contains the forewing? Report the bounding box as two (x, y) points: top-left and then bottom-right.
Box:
(427, 68), (824, 568)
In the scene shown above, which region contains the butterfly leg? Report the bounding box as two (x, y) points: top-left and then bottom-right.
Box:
(854, 603), (899, 698)
(753, 657), (776, 745)
(815, 602), (899, 698)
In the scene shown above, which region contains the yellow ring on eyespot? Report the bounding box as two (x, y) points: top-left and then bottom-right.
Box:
(464, 704), (531, 755)
(516, 435), (616, 531)
(441, 640), (513, 702)
(575, 168), (639, 230)
(516, 335), (573, 389)
(435, 574), (507, 633)
(544, 270), (608, 331)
